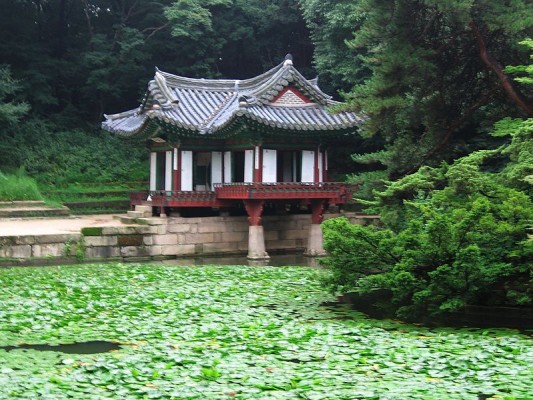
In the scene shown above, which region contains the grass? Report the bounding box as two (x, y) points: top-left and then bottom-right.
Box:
(0, 263), (531, 399)
(40, 182), (143, 215)
(0, 171), (43, 201)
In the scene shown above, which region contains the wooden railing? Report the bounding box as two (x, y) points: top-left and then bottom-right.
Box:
(150, 190), (218, 207)
(130, 183), (355, 208)
(213, 182), (352, 200)
(130, 191), (150, 209)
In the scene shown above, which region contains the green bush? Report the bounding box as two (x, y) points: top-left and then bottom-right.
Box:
(1, 118), (148, 187)
(322, 149), (533, 318)
(0, 170), (43, 201)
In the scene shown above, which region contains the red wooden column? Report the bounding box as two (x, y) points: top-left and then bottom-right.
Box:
(253, 145), (262, 183)
(173, 147), (181, 191)
(243, 199), (269, 260)
(314, 147), (320, 183)
(304, 199), (327, 257)
(310, 199), (325, 224)
(323, 149), (328, 182)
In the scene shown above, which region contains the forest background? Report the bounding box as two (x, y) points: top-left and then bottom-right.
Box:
(0, 0), (530, 188)
(0, 0), (532, 314)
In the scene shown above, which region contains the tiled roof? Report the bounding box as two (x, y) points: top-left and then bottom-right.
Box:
(102, 58), (364, 137)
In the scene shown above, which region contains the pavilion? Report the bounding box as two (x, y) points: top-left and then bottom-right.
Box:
(102, 55), (363, 259)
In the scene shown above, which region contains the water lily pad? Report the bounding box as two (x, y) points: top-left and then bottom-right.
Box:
(0, 263), (531, 399)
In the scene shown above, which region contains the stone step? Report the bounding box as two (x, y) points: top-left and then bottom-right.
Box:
(127, 210), (146, 218)
(42, 190), (131, 198)
(64, 200), (130, 210)
(135, 205), (153, 216)
(118, 216), (139, 225)
(0, 200), (46, 208)
(0, 206), (70, 218)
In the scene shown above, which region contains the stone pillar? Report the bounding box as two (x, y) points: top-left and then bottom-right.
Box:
(248, 225), (269, 260)
(244, 200), (269, 260)
(304, 224), (326, 257)
(304, 199), (326, 257)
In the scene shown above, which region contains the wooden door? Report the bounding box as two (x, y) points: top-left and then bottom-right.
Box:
(318, 151), (324, 183)
(244, 149), (253, 183)
(150, 152), (157, 191)
(301, 150), (315, 182)
(165, 151), (172, 191)
(224, 151), (232, 183)
(180, 150), (193, 191)
(211, 151), (222, 189)
(262, 149), (277, 183)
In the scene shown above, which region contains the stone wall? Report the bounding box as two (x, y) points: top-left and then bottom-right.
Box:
(0, 213), (378, 266)
(0, 234), (82, 261)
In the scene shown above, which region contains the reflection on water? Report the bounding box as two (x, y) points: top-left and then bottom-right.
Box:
(162, 253), (323, 267)
(1, 341), (121, 354)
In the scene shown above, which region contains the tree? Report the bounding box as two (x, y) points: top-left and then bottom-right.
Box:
(299, 0), (367, 95)
(321, 40), (533, 318)
(0, 66), (29, 125)
(165, 0), (314, 78)
(0, 66), (30, 169)
(300, 0), (533, 184)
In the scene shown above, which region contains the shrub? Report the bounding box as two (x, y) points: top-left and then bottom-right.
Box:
(322, 151), (533, 318)
(1, 118), (148, 187)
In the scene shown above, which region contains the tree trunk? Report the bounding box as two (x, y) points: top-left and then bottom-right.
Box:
(470, 20), (533, 117)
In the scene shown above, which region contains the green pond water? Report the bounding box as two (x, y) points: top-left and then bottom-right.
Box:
(0, 263), (531, 399)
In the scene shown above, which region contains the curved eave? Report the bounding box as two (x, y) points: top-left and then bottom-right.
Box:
(208, 114), (362, 139)
(103, 100), (364, 141)
(218, 105), (363, 133)
(101, 109), (153, 138)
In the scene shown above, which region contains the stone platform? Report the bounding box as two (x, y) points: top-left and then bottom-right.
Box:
(0, 201), (69, 218)
(0, 212), (379, 266)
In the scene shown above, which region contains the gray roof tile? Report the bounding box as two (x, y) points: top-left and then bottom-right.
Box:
(102, 60), (363, 137)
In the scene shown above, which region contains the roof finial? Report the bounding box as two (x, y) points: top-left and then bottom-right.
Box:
(283, 53), (293, 67)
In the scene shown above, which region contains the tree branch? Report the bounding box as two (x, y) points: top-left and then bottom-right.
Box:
(142, 23), (170, 41)
(80, 0), (94, 41)
(405, 89), (497, 175)
(470, 20), (533, 117)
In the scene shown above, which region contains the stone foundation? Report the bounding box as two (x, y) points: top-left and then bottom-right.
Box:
(0, 213), (378, 266)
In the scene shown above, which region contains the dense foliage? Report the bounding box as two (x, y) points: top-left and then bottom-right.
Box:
(301, 0), (533, 184)
(322, 156), (533, 317)
(0, 0), (313, 189)
(321, 42), (533, 317)
(0, 263), (531, 399)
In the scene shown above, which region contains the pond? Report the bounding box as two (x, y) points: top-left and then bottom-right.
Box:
(0, 341), (121, 354)
(161, 252), (319, 267)
(0, 263), (531, 399)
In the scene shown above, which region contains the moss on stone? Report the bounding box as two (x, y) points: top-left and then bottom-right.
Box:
(81, 227), (103, 236)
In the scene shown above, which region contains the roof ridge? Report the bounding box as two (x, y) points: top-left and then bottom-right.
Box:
(249, 65), (332, 105)
(154, 72), (179, 107)
(199, 92), (238, 133)
(156, 61), (287, 92)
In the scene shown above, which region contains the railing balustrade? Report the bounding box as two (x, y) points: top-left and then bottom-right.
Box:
(130, 182), (355, 208)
